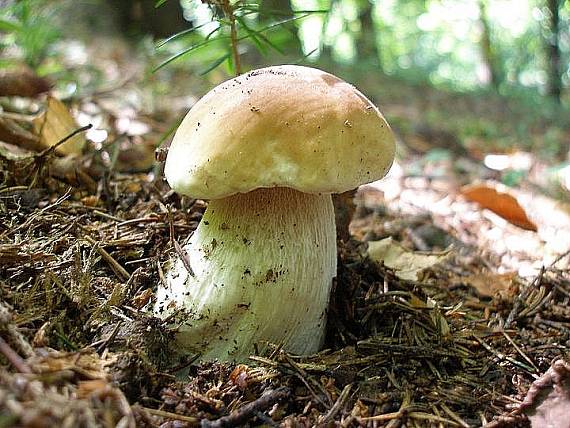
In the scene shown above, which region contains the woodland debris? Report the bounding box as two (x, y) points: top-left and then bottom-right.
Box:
(201, 386), (290, 428)
(0, 349), (137, 428)
(459, 272), (520, 302)
(0, 116), (43, 152)
(1, 70), (569, 427)
(367, 236), (450, 280)
(32, 97), (86, 155)
(517, 359), (570, 428)
(0, 69), (51, 97)
(461, 183), (537, 231)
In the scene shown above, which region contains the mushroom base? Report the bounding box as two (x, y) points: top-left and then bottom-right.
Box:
(154, 187), (337, 361)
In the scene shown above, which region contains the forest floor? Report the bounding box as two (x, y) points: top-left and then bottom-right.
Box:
(1, 36), (570, 427)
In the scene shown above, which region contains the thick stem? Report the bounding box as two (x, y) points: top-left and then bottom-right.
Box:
(155, 187), (337, 361)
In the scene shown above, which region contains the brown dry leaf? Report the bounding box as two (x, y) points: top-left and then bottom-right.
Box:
(0, 141), (33, 160)
(461, 272), (519, 302)
(0, 69), (51, 97)
(47, 154), (98, 194)
(229, 364), (250, 390)
(33, 96), (86, 155)
(409, 295), (451, 337)
(0, 117), (43, 152)
(116, 137), (157, 172)
(131, 288), (153, 309)
(76, 379), (110, 399)
(426, 297), (451, 337)
(30, 350), (108, 380)
(31, 322), (50, 348)
(81, 195), (100, 207)
(461, 184), (537, 231)
(367, 237), (451, 281)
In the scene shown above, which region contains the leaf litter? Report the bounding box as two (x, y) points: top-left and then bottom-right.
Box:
(0, 68), (569, 428)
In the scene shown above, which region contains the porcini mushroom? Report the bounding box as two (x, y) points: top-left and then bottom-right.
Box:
(155, 65), (395, 361)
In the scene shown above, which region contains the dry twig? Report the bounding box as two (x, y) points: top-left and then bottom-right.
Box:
(201, 387), (290, 428)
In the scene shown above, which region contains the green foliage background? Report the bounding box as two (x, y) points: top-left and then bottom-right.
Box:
(154, 0), (569, 98)
(0, 0), (568, 162)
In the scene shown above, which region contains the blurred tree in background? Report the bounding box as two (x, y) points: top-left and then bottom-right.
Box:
(110, 0), (188, 39)
(545, 0), (563, 103)
(152, 0), (569, 102)
(0, 0), (568, 161)
(2, 0), (567, 100)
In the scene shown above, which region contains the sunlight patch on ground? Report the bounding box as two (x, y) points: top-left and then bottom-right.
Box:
(362, 157), (570, 278)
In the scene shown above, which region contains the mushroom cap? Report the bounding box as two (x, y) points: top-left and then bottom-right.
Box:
(165, 65), (396, 200)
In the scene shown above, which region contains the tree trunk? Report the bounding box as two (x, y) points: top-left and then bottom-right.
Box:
(109, 0), (188, 39)
(478, 0), (502, 89)
(355, 0), (381, 68)
(545, 0), (562, 103)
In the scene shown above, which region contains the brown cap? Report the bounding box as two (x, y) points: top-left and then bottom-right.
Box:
(165, 65), (396, 199)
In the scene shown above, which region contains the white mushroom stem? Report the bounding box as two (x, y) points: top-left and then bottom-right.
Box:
(154, 187), (337, 361)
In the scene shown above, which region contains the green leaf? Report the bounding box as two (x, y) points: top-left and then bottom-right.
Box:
(0, 18), (21, 33)
(154, 14), (311, 72)
(156, 21), (220, 48)
(238, 16), (286, 55)
(204, 26), (222, 40)
(253, 28), (285, 54)
(155, 0), (168, 8)
(295, 47), (319, 64)
(200, 53), (231, 76)
(240, 5), (328, 15)
(226, 50), (235, 76)
(235, 16), (267, 55)
(0, 58), (18, 69)
(251, 14), (311, 33)
(154, 36), (227, 72)
(235, 14), (309, 54)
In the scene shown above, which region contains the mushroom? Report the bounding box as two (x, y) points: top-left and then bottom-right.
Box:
(155, 65), (395, 361)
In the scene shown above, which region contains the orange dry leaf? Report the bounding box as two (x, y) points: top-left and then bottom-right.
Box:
(229, 364), (250, 390)
(81, 195), (100, 207)
(131, 288), (153, 309)
(461, 272), (519, 302)
(461, 184), (537, 231)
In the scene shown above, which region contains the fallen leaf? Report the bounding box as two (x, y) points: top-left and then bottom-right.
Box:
(47, 154), (98, 194)
(517, 359), (570, 428)
(461, 272), (519, 302)
(426, 297), (451, 337)
(81, 195), (100, 207)
(116, 138), (157, 172)
(229, 364), (250, 390)
(0, 141), (33, 160)
(33, 96), (86, 155)
(0, 117), (43, 152)
(461, 184), (537, 231)
(131, 288), (153, 309)
(30, 350), (108, 380)
(367, 237), (450, 281)
(76, 379), (110, 399)
(0, 69), (51, 97)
